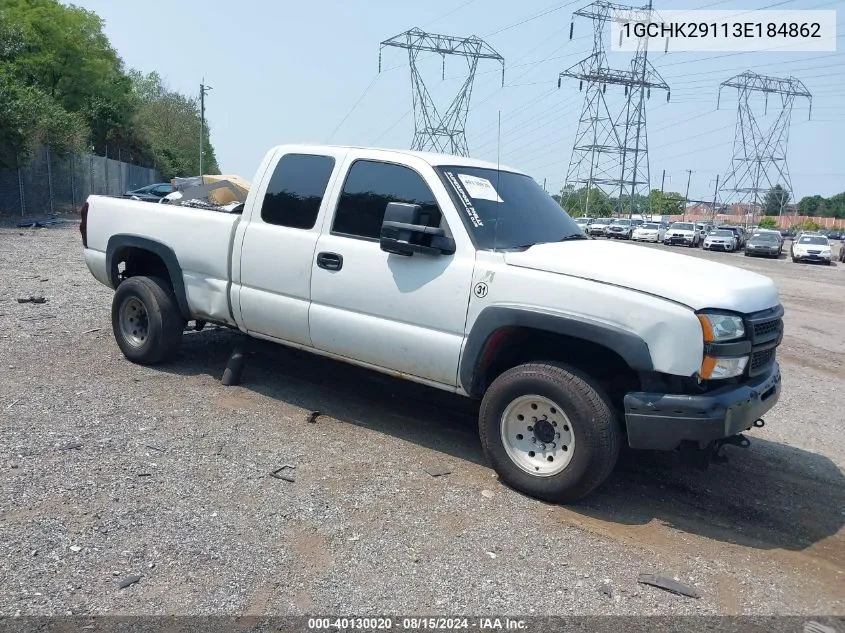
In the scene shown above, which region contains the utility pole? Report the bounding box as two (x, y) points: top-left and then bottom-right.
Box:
(660, 169), (666, 193)
(199, 81), (212, 175)
(682, 169), (692, 221)
(711, 174), (720, 225)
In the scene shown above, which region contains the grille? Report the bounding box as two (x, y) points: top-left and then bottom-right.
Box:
(750, 347), (776, 373)
(753, 319), (781, 338)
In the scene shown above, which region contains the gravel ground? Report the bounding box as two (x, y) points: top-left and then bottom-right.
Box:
(0, 224), (843, 617)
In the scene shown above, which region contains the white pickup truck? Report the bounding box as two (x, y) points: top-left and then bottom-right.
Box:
(80, 144), (784, 502)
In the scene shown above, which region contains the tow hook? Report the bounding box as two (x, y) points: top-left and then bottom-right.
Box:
(712, 433), (751, 464)
(746, 418), (766, 431)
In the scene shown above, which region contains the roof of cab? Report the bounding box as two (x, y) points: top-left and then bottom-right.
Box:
(273, 144), (525, 175)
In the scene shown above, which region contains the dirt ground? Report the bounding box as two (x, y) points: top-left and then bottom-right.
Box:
(0, 224), (843, 617)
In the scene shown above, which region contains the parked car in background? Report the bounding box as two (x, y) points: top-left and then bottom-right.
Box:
(606, 218), (637, 239)
(586, 217), (613, 237)
(574, 217), (592, 231)
(702, 229), (738, 252)
(695, 223), (712, 242)
(123, 183), (174, 202)
(744, 232), (783, 258)
(791, 234), (832, 264)
(717, 225), (747, 248)
(664, 222), (700, 247)
(631, 222), (666, 243)
(827, 230), (844, 240)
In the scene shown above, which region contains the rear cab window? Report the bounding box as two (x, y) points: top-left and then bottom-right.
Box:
(260, 153), (336, 229)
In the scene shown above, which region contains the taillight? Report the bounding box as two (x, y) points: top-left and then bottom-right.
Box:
(80, 201), (89, 248)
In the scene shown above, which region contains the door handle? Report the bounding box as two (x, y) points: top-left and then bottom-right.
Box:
(316, 252), (343, 271)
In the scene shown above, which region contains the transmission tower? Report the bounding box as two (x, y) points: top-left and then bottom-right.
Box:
(717, 71), (812, 218)
(559, 1), (669, 217)
(380, 28), (504, 156)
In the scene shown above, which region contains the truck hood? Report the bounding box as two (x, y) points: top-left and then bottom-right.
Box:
(504, 240), (779, 313)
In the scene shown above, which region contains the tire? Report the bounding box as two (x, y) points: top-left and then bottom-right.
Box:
(478, 362), (621, 504)
(111, 276), (184, 365)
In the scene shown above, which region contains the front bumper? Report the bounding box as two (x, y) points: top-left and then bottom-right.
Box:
(704, 242), (732, 251)
(793, 252), (830, 262)
(665, 235), (695, 245)
(623, 363), (782, 450)
(746, 247), (779, 257)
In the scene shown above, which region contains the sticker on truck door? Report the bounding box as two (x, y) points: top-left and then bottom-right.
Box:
(457, 174), (503, 203)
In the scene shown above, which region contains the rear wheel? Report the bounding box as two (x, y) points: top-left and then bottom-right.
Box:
(479, 362), (621, 503)
(111, 276), (183, 364)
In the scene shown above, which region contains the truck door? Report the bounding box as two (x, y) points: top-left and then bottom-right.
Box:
(237, 151), (339, 346)
(309, 157), (475, 388)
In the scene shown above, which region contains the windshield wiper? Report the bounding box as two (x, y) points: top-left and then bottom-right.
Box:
(557, 234), (589, 242)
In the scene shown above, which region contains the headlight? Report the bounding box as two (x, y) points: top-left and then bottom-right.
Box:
(697, 313), (745, 342)
(700, 355), (749, 379)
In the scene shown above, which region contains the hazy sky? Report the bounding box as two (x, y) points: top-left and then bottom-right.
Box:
(75, 0), (843, 202)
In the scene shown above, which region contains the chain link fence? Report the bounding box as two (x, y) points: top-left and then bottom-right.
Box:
(0, 146), (162, 217)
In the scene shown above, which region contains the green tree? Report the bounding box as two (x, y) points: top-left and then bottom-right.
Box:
(560, 185), (612, 217)
(648, 189), (684, 215)
(0, 66), (87, 168)
(758, 217), (777, 229)
(824, 192), (845, 219)
(129, 70), (219, 179)
(763, 184), (790, 216)
(797, 194), (826, 217)
(1, 0), (137, 154)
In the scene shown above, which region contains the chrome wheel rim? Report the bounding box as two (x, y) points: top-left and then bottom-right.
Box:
(500, 395), (575, 477)
(119, 297), (149, 347)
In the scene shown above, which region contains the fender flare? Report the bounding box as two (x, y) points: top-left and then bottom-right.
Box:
(106, 235), (191, 320)
(460, 305), (654, 397)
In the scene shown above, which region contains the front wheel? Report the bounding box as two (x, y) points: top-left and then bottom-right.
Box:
(111, 276), (184, 365)
(479, 362), (621, 503)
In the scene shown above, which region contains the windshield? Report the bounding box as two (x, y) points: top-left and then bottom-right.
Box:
(751, 234), (779, 242)
(437, 166), (583, 250)
(593, 218), (612, 225)
(671, 223), (694, 231)
(711, 230), (733, 237)
(612, 219), (631, 226)
(798, 236), (828, 245)
(575, 217), (590, 224)
(641, 223), (659, 229)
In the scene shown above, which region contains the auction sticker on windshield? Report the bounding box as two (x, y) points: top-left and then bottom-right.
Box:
(457, 174), (503, 203)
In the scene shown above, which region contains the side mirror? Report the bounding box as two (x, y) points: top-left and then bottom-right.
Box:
(379, 202), (456, 257)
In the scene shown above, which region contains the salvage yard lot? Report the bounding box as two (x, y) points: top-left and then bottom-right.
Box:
(1, 225), (843, 616)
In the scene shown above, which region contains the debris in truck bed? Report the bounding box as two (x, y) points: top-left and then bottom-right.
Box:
(17, 295), (47, 304)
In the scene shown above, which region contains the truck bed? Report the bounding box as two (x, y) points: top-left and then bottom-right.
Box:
(84, 196), (240, 324)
